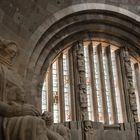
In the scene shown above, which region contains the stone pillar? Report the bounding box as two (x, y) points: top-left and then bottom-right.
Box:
(88, 43), (99, 122)
(72, 41), (88, 121)
(119, 47), (138, 122)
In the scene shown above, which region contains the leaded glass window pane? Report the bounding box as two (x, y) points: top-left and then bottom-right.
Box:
(52, 61), (60, 123)
(63, 51), (72, 121)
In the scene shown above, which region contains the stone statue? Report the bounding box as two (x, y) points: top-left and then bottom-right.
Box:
(83, 120), (94, 140)
(0, 37), (70, 140)
(0, 86), (70, 140)
(0, 86), (48, 140)
(42, 111), (71, 140)
(0, 37), (19, 102)
(0, 86), (40, 117)
(0, 37), (22, 140)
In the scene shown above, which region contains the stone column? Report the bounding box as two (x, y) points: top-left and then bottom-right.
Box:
(72, 41), (88, 121)
(119, 47), (138, 122)
(68, 49), (76, 121)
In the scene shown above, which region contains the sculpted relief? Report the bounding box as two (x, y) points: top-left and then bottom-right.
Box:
(0, 37), (70, 140)
(76, 42), (88, 120)
(123, 48), (138, 122)
(0, 37), (21, 102)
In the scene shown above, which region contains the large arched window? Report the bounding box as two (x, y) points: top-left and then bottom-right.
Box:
(41, 40), (140, 124)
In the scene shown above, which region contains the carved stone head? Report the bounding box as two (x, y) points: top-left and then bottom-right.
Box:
(0, 37), (17, 66)
(83, 120), (93, 132)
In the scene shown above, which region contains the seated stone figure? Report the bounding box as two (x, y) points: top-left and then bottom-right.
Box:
(0, 37), (70, 140)
(0, 86), (70, 140)
(42, 111), (71, 140)
(0, 86), (48, 140)
(0, 86), (40, 117)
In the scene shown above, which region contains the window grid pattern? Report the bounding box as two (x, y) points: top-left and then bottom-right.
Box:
(111, 50), (123, 123)
(63, 52), (72, 121)
(93, 45), (104, 123)
(84, 46), (94, 121)
(41, 41), (139, 124)
(102, 47), (113, 124)
(52, 61), (60, 123)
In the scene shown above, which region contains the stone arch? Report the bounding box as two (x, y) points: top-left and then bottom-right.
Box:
(25, 3), (140, 108)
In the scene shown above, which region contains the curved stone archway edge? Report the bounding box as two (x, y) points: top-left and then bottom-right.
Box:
(39, 28), (139, 79)
(28, 15), (140, 75)
(27, 3), (140, 75)
(24, 3), (140, 108)
(30, 3), (140, 47)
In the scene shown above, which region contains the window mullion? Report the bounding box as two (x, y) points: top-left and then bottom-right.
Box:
(68, 49), (76, 121)
(63, 51), (72, 121)
(97, 43), (109, 124)
(105, 46), (118, 124)
(115, 50), (127, 122)
(84, 44), (94, 121)
(88, 42), (99, 122)
(58, 54), (65, 122)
